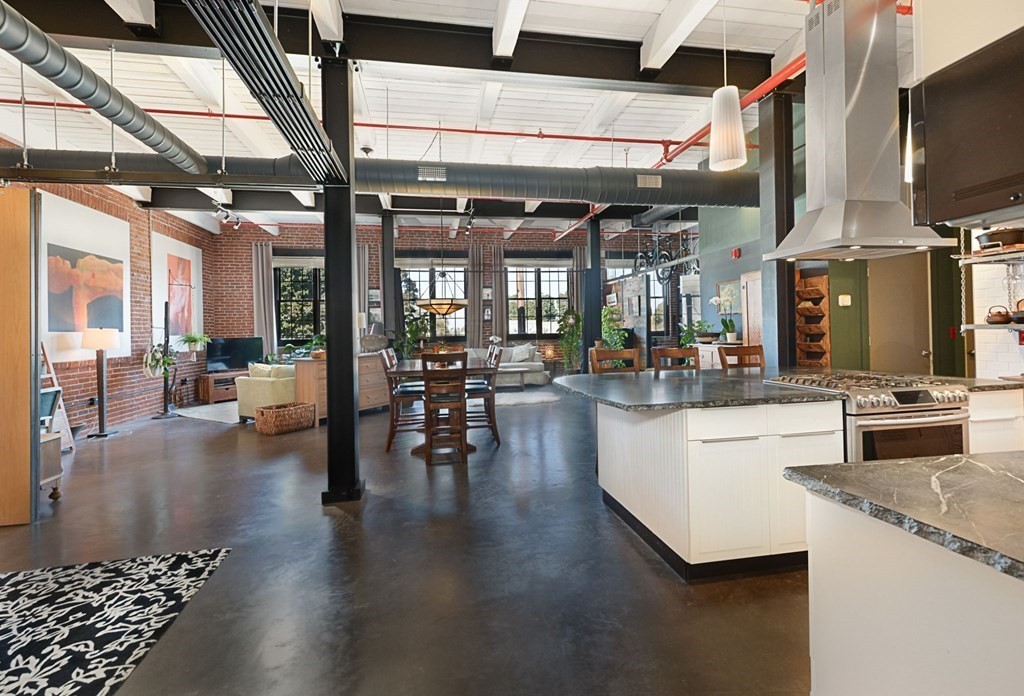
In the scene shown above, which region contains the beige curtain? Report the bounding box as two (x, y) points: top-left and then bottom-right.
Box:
(490, 244), (507, 343)
(466, 244), (484, 347)
(252, 241), (277, 355)
(569, 245), (586, 315)
(357, 243), (370, 317)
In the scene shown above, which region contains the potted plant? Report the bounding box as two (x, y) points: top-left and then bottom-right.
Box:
(709, 285), (740, 343)
(601, 305), (627, 351)
(680, 320), (717, 346)
(175, 331), (211, 353)
(307, 334), (327, 360)
(557, 307), (583, 373)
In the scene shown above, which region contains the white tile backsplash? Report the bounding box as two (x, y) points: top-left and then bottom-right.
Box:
(972, 247), (1024, 379)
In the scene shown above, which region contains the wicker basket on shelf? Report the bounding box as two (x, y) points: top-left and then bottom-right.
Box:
(254, 402), (315, 436)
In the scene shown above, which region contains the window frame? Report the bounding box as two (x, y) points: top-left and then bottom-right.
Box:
(274, 266), (325, 345)
(648, 275), (668, 337)
(506, 266), (570, 341)
(401, 266), (467, 342)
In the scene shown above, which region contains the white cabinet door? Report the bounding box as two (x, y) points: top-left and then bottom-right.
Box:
(687, 437), (771, 563)
(969, 391), (1024, 454)
(766, 431), (845, 554)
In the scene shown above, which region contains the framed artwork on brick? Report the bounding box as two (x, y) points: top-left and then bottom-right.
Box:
(39, 191), (132, 362)
(151, 232), (204, 348)
(482, 287), (493, 301)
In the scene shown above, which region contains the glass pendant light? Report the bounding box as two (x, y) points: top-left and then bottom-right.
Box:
(416, 175), (468, 316)
(709, 0), (747, 172)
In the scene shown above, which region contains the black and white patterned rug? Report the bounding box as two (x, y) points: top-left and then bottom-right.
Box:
(0, 548), (230, 695)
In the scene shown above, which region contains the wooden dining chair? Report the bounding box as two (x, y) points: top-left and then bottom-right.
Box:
(651, 347), (700, 375)
(379, 350), (426, 452)
(589, 347), (641, 374)
(422, 351), (470, 466)
(466, 346), (502, 445)
(718, 345), (766, 372)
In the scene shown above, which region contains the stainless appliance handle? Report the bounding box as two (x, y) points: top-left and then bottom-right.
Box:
(856, 413), (969, 427)
(699, 435), (761, 444)
(969, 416), (1023, 423)
(780, 430), (839, 438)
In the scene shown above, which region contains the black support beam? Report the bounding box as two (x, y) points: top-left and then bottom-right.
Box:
(759, 93), (797, 369)
(320, 58), (364, 505)
(581, 217), (603, 374)
(380, 211), (397, 336)
(11, 1), (772, 93)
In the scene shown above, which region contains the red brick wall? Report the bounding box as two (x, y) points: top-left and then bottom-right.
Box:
(16, 182), (214, 430)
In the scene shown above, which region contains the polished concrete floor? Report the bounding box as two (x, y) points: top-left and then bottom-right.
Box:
(0, 388), (810, 695)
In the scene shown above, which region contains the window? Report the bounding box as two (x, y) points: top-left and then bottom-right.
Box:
(507, 267), (569, 339)
(649, 276), (669, 335)
(606, 265), (631, 282)
(402, 267), (466, 340)
(275, 267), (325, 345)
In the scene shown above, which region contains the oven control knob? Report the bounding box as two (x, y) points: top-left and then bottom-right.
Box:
(957, 391), (969, 402)
(934, 391), (947, 402)
(856, 397), (869, 408)
(870, 396), (881, 407)
(884, 396), (897, 407)
(944, 391), (957, 402)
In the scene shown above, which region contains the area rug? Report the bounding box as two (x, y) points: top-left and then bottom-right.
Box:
(495, 391), (562, 407)
(0, 548), (230, 696)
(176, 401), (240, 424)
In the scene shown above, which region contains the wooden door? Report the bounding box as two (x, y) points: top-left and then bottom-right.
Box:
(868, 254), (932, 373)
(1, 189), (34, 526)
(741, 271), (762, 346)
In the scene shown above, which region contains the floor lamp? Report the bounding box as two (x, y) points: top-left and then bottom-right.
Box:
(82, 328), (120, 439)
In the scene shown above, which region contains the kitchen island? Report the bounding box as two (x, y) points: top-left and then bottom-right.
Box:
(554, 368), (1024, 581)
(785, 454), (1024, 695)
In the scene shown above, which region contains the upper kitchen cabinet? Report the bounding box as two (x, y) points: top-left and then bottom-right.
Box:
(910, 26), (1024, 228)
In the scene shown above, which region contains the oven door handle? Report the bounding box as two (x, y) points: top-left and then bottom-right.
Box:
(856, 413), (969, 427)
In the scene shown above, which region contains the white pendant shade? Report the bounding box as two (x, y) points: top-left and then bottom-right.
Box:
(709, 85), (747, 172)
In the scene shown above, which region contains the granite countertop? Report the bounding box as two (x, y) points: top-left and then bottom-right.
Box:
(785, 453), (1024, 581)
(553, 369), (845, 411)
(553, 367), (1023, 412)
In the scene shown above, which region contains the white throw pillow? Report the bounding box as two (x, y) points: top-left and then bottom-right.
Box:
(249, 363), (272, 378)
(270, 364), (295, 379)
(511, 343), (533, 363)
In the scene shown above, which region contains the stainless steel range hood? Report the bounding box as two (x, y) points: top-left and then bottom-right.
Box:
(765, 0), (955, 261)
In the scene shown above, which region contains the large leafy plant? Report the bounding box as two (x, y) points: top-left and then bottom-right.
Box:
(557, 307), (583, 371)
(600, 305), (627, 351)
(395, 272), (432, 359)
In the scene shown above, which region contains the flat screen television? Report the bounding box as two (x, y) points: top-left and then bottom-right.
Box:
(206, 337), (264, 372)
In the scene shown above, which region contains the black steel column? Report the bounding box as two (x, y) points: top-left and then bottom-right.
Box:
(581, 217), (602, 374)
(759, 93), (797, 369)
(380, 211), (397, 336)
(321, 58), (364, 504)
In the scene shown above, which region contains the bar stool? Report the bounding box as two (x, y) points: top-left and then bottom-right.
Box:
(466, 346), (502, 445)
(718, 345), (766, 372)
(379, 350), (425, 452)
(422, 352), (470, 466)
(589, 347), (641, 374)
(651, 347), (700, 375)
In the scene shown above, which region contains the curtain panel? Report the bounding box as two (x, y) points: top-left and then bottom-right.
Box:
(252, 241), (277, 356)
(490, 244), (508, 344)
(467, 244), (484, 347)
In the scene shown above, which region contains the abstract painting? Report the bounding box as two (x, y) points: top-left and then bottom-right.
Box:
(47, 243), (125, 332)
(167, 254), (193, 336)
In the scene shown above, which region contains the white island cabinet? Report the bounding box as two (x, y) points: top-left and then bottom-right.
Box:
(968, 389), (1024, 453)
(596, 399), (844, 577)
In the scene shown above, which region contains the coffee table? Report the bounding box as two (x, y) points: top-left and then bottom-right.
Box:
(498, 366), (530, 391)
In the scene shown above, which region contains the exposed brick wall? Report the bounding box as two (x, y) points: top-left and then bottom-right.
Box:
(13, 180), (214, 430)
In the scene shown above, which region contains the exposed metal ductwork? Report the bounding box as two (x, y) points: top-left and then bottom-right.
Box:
(632, 205), (688, 228)
(0, 0), (207, 174)
(182, 0), (346, 184)
(0, 149), (759, 208)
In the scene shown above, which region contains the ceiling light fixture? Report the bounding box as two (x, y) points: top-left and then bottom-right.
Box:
(709, 0), (747, 172)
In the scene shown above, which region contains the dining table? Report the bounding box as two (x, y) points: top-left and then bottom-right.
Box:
(390, 356), (493, 457)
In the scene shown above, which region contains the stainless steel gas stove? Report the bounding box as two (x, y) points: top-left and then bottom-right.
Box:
(766, 372), (970, 461)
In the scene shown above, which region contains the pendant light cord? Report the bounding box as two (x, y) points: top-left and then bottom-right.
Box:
(721, 0), (728, 86)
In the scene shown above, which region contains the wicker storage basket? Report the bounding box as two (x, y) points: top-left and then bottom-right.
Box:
(254, 402), (315, 436)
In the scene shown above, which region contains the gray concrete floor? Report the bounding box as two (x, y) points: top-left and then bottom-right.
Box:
(0, 388), (810, 696)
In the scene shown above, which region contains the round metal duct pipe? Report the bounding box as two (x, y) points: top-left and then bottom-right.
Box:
(356, 159), (759, 207)
(0, 0), (207, 174)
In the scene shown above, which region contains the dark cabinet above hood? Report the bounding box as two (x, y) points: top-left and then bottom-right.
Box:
(910, 25), (1024, 229)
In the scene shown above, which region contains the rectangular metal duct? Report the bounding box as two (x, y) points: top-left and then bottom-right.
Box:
(182, 0), (346, 184)
(764, 0), (955, 261)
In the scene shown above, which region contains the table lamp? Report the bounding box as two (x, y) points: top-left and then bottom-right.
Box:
(81, 327), (120, 438)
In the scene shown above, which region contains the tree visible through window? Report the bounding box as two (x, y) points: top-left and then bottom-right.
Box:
(402, 267), (466, 340)
(507, 268), (569, 339)
(650, 277), (667, 335)
(275, 267), (325, 344)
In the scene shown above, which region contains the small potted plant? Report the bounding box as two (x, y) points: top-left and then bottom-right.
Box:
(176, 331), (211, 353)
(307, 334), (327, 360)
(680, 320), (718, 345)
(557, 307), (582, 373)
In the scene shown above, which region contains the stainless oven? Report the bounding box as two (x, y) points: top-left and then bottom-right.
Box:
(847, 408), (969, 462)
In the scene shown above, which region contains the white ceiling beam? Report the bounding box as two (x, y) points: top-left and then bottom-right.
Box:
(110, 185), (152, 202)
(502, 219), (524, 240)
(640, 0), (719, 71)
(378, 193), (393, 211)
(456, 197), (468, 213)
(310, 0), (344, 43)
(103, 0), (156, 27)
(169, 210), (222, 235)
(241, 212), (280, 236)
(350, 63), (377, 152)
(467, 81), (502, 163)
(198, 188), (232, 206)
(492, 0), (530, 57)
(524, 200), (542, 213)
(547, 91), (636, 167)
(292, 190), (316, 208)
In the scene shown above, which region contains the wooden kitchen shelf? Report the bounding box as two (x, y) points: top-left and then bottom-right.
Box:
(960, 324), (1024, 331)
(795, 273), (831, 368)
(796, 288), (826, 301)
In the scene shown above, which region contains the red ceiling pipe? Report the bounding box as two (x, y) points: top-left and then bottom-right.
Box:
(800, 0), (913, 14)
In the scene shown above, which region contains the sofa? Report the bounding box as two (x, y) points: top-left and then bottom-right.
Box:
(467, 343), (549, 387)
(235, 363), (296, 422)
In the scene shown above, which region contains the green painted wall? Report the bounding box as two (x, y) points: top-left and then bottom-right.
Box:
(930, 242), (967, 377)
(828, 260), (870, 370)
